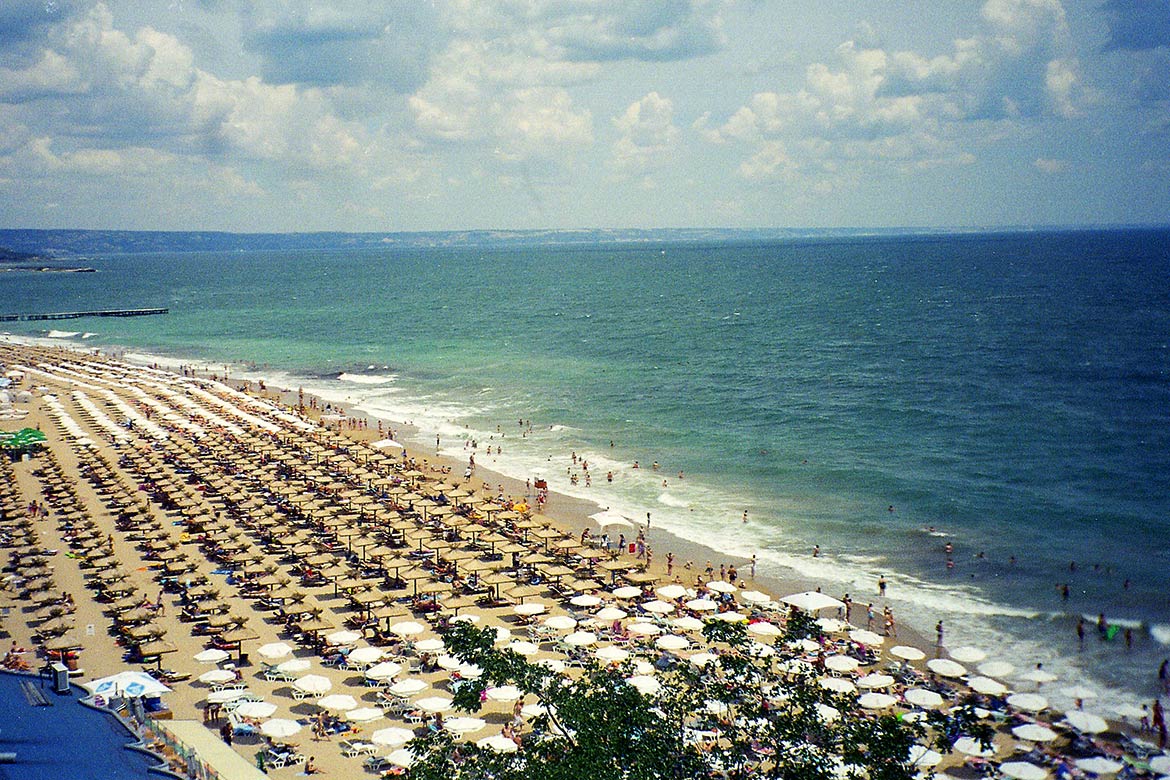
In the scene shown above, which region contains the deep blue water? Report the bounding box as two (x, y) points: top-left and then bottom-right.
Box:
(3, 228), (1169, 707)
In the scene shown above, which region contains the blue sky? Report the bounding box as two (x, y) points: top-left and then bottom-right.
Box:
(0, 1), (1167, 232)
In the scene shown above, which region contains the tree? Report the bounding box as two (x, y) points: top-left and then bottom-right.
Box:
(402, 619), (992, 780)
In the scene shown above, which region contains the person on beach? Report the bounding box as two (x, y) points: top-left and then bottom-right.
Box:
(935, 621), (944, 656)
(877, 575), (887, 597)
(1159, 659), (1169, 693)
(742, 510), (748, 524)
(1077, 617), (1085, 647)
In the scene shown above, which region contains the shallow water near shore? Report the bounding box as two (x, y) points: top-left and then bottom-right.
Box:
(5, 228), (1170, 711)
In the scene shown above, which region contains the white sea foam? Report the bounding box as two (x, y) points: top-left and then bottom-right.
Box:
(338, 372), (397, 385)
(657, 492), (692, 509)
(46, 330), (80, 338)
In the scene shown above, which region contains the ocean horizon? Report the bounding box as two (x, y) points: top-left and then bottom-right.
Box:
(3, 226), (1168, 712)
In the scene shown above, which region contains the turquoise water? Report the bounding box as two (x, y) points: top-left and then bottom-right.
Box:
(3, 228), (1169, 708)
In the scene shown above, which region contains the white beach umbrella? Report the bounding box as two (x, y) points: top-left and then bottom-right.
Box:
(707, 581), (737, 594)
(857, 673), (895, 689)
(414, 638), (445, 653)
(1075, 758), (1123, 775)
(849, 629), (884, 646)
(437, 654), (463, 671)
(949, 646), (987, 663)
(416, 695), (454, 713)
(535, 658), (566, 673)
(1060, 685), (1098, 701)
(325, 629), (362, 646)
(1019, 667), (1058, 684)
(903, 688), (945, 708)
(819, 677), (857, 694)
(478, 734), (519, 753)
(739, 589), (772, 604)
(746, 621), (783, 637)
(507, 640), (540, 656)
(371, 727), (414, 747)
(626, 675), (662, 695)
(968, 676), (1008, 696)
(780, 591), (844, 612)
(1006, 692), (1049, 712)
(642, 599), (676, 615)
(513, 602), (547, 617)
(493, 627), (513, 643)
(595, 645), (630, 663)
(611, 586), (642, 599)
(570, 594), (603, 608)
(387, 678), (428, 697)
(234, 701), (278, 719)
(908, 745), (943, 768)
(655, 634), (690, 651)
(445, 717), (487, 735)
(816, 703), (841, 722)
(656, 584), (688, 600)
(817, 617), (848, 633)
(1063, 710), (1109, 734)
(685, 597), (719, 612)
(564, 631), (598, 647)
(978, 661), (1015, 678)
(596, 607), (628, 621)
(347, 646), (385, 665)
(275, 658), (311, 674)
(1012, 724), (1058, 743)
(521, 703), (553, 719)
(926, 658), (968, 678)
(1000, 762), (1049, 780)
(858, 692), (897, 709)
(715, 610), (748, 623)
(544, 615), (578, 631)
(627, 622), (662, 636)
(364, 661), (402, 681)
(198, 669), (238, 684)
(671, 616), (705, 632)
(779, 659), (812, 674)
(292, 674), (332, 695)
(689, 652), (718, 667)
(823, 655), (859, 673)
(451, 614), (480, 624)
(206, 689), (248, 704)
(345, 707), (384, 723)
(260, 718), (302, 738)
(485, 685), (522, 702)
(194, 648), (231, 664)
(390, 621), (426, 636)
(589, 510), (634, 528)
(317, 693), (358, 712)
(256, 642), (295, 660)
(889, 645), (926, 662)
(386, 748), (415, 768)
(953, 736), (998, 757)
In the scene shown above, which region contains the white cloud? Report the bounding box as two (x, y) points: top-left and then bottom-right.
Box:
(610, 91), (678, 174)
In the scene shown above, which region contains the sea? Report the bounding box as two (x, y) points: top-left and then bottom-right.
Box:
(3, 228), (1169, 715)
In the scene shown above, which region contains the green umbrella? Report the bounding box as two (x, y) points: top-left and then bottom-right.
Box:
(0, 428), (47, 449)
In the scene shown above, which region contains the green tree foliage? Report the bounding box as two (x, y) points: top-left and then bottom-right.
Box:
(401, 619), (992, 780)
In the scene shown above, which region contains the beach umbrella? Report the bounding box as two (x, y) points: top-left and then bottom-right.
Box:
(260, 718), (302, 738)
(457, 662), (484, 679)
(387, 678), (429, 697)
(207, 689), (248, 704)
(317, 694), (358, 712)
(908, 745), (943, 768)
(371, 727), (414, 747)
(493, 627), (513, 643)
(444, 715), (486, 734)
(1019, 667), (1058, 684)
(386, 748), (415, 768)
(84, 671), (172, 699)
(656, 584), (688, 600)
(1000, 763), (1048, 780)
(564, 631), (598, 647)
(857, 673), (895, 689)
(1149, 757), (1170, 774)
(953, 736), (998, 757)
(596, 645), (630, 663)
(780, 591), (844, 612)
(256, 642), (294, 660)
(345, 707), (383, 723)
(926, 658), (968, 678)
(655, 634), (690, 651)
(641, 599), (676, 615)
(536, 658), (566, 673)
(513, 603), (547, 617)
(485, 685), (522, 702)
(596, 606), (628, 621)
(437, 654), (463, 671)
(968, 676), (1008, 696)
(746, 621), (783, 637)
(1012, 724), (1058, 743)
(1006, 692), (1048, 712)
(817, 617), (848, 633)
(414, 638), (446, 653)
(823, 655), (859, 673)
(707, 581), (737, 594)
(1075, 758), (1123, 775)
(275, 658), (311, 674)
(416, 695), (454, 713)
(193, 648), (231, 664)
(1060, 685), (1098, 701)
(1063, 710), (1109, 734)
(544, 615), (578, 631)
(570, 594), (603, 608)
(858, 692), (897, 709)
(949, 646), (987, 663)
(364, 661), (402, 681)
(739, 589), (772, 604)
(589, 510), (634, 529)
(903, 688), (945, 708)
(819, 678), (856, 694)
(689, 652), (718, 668)
(292, 674), (332, 696)
(390, 621), (426, 636)
(889, 645), (926, 664)
(478, 734), (519, 753)
(626, 675), (662, 696)
(627, 622), (662, 636)
(347, 646), (385, 666)
(198, 669), (238, 684)
(978, 660), (1015, 678)
(325, 629), (362, 646)
(234, 701), (278, 719)
(611, 586), (642, 599)
(849, 629), (884, 646)
(686, 598), (719, 612)
(507, 640), (539, 656)
(671, 616), (705, 632)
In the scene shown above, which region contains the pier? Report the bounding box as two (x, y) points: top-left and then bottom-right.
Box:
(0, 308), (168, 322)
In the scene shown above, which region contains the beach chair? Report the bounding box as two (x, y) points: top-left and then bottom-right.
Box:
(340, 740), (378, 758)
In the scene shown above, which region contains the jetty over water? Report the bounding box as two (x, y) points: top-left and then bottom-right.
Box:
(0, 308), (168, 322)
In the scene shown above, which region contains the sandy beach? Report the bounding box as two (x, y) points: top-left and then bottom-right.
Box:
(1, 340), (1163, 779)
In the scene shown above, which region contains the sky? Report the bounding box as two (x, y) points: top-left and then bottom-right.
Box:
(0, 0), (1168, 232)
